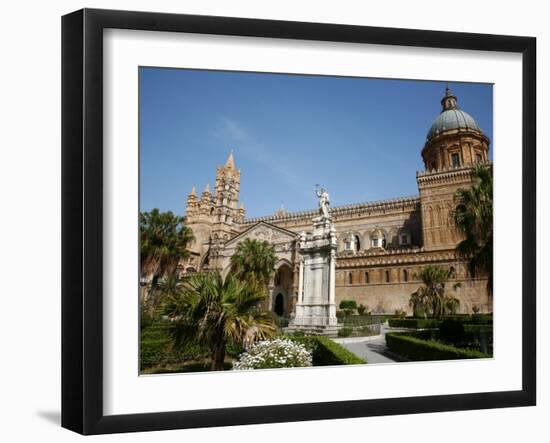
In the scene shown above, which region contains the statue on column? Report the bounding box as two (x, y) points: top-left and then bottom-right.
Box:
(315, 186), (330, 219)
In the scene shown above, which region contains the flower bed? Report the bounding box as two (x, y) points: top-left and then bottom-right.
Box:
(232, 338), (312, 370)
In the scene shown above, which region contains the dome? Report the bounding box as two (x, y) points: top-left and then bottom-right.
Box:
(426, 109), (481, 141)
(426, 86), (482, 141)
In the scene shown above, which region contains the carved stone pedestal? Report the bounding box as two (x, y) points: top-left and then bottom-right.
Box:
(288, 216), (339, 336)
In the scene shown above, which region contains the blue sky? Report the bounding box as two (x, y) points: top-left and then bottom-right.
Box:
(139, 68), (493, 218)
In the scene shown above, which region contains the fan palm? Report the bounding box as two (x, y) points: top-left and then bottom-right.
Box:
(230, 238), (277, 290)
(163, 272), (276, 371)
(452, 164), (493, 296)
(140, 209), (194, 283)
(410, 265), (458, 319)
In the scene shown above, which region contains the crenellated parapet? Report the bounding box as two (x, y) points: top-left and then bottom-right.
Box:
(240, 195), (420, 226)
(416, 165), (476, 188)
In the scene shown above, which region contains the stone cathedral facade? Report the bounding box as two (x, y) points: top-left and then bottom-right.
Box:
(181, 88), (492, 317)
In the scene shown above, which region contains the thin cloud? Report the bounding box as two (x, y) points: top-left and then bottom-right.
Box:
(222, 118), (251, 143)
(215, 118), (313, 204)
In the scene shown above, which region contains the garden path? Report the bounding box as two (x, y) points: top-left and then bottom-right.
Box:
(333, 324), (408, 364)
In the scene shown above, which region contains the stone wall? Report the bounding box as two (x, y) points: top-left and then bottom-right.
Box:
(335, 277), (490, 315)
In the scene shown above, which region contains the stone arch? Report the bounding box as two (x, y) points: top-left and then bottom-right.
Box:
(342, 231), (363, 252)
(271, 262), (294, 318)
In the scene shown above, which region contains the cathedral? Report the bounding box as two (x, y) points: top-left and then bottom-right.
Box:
(180, 87), (492, 317)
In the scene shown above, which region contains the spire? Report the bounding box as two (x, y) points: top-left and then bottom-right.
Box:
(190, 186), (196, 197)
(202, 183), (211, 196)
(441, 84), (458, 111)
(240, 202), (245, 210)
(225, 150), (235, 169)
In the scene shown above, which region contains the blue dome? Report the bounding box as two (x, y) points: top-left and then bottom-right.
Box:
(427, 109), (480, 141)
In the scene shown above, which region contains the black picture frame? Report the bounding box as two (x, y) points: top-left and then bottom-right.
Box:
(61, 8), (536, 435)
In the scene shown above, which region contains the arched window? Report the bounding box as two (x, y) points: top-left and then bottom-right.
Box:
(348, 272), (353, 285)
(344, 234), (361, 252)
(449, 266), (456, 279)
(403, 269), (408, 282)
(365, 272), (369, 284)
(385, 271), (390, 283)
(371, 230), (386, 248)
(451, 153), (461, 168)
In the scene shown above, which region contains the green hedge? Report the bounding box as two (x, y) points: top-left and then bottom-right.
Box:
(388, 315), (493, 329)
(388, 318), (440, 329)
(292, 336), (366, 365)
(385, 332), (490, 361)
(444, 314), (493, 325)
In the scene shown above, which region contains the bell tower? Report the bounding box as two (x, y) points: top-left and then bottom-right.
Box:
(212, 151), (242, 235)
(417, 86), (490, 251)
(183, 151), (245, 272)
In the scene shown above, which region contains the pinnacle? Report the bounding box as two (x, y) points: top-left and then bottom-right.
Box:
(225, 150), (236, 169)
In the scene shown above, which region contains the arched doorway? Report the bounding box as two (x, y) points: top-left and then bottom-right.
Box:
(274, 293), (284, 316)
(271, 263), (293, 318)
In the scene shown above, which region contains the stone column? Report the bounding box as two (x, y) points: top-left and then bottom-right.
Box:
(329, 251), (335, 305)
(298, 258), (304, 304)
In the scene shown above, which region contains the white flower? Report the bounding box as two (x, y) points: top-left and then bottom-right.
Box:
(232, 339), (312, 370)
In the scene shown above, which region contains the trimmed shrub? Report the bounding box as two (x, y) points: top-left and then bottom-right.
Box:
(357, 304), (368, 315)
(471, 313), (493, 325)
(388, 318), (440, 329)
(394, 309), (407, 319)
(385, 332), (490, 361)
(338, 327), (353, 337)
(443, 314), (492, 325)
(339, 300), (358, 310)
(292, 336), (366, 365)
(339, 300), (358, 317)
(438, 319), (465, 345)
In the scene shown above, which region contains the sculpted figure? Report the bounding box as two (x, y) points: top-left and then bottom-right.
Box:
(315, 187), (330, 219)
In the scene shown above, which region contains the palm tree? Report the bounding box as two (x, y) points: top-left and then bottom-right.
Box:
(452, 164), (493, 296)
(410, 265), (459, 319)
(163, 272), (276, 370)
(140, 209), (194, 284)
(230, 238), (277, 290)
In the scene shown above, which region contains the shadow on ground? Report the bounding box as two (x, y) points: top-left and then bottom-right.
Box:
(36, 410), (61, 426)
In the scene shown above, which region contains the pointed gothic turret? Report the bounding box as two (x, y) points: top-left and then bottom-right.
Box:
(237, 201), (246, 221)
(184, 186), (199, 222)
(225, 150), (236, 169)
